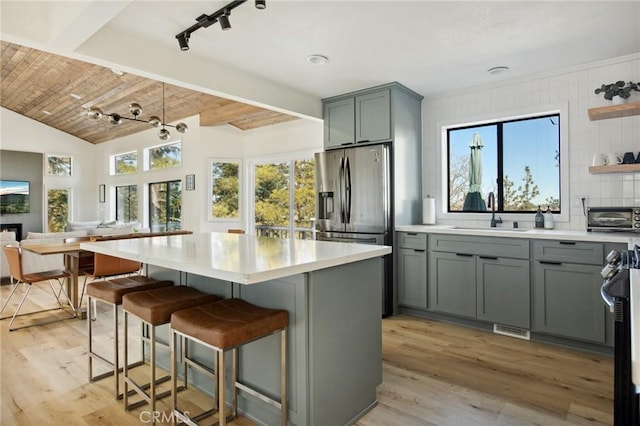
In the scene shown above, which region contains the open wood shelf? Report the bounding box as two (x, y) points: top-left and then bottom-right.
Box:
(588, 164), (640, 174)
(588, 101), (640, 120)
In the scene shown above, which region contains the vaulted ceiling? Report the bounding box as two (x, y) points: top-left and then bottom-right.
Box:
(1, 1), (639, 146)
(0, 41), (298, 144)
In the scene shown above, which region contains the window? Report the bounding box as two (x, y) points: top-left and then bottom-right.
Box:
(210, 160), (240, 220)
(149, 180), (181, 232)
(146, 142), (181, 170)
(253, 156), (315, 239)
(47, 188), (69, 232)
(112, 151), (138, 175)
(46, 154), (72, 176)
(116, 185), (138, 223)
(447, 113), (560, 214)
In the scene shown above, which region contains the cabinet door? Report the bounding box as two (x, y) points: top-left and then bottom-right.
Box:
(532, 262), (605, 343)
(476, 257), (530, 328)
(398, 247), (427, 309)
(429, 252), (476, 318)
(355, 90), (391, 144)
(324, 97), (355, 148)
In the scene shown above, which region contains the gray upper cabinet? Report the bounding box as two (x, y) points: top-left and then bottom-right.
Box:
(324, 97), (355, 148)
(322, 82), (422, 150)
(355, 90), (391, 144)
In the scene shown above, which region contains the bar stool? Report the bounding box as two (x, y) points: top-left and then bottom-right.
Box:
(122, 286), (222, 414)
(87, 275), (173, 400)
(170, 298), (288, 426)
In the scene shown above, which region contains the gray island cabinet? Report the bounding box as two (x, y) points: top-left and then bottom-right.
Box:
(82, 232), (391, 426)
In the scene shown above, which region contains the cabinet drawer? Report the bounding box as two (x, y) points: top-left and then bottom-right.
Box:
(533, 240), (603, 265)
(429, 234), (529, 259)
(396, 232), (427, 250)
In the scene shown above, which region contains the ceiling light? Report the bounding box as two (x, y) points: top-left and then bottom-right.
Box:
(307, 54), (329, 66)
(42, 110), (52, 115)
(176, 0), (266, 51)
(70, 93), (82, 100)
(110, 68), (125, 76)
(487, 66), (509, 75)
(218, 12), (231, 30)
(87, 83), (188, 140)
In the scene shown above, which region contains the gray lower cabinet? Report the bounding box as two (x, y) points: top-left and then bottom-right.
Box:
(476, 256), (530, 329)
(532, 240), (606, 343)
(397, 232), (428, 309)
(428, 235), (530, 328)
(429, 251), (476, 318)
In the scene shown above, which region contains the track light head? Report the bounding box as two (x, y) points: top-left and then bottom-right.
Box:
(255, 0), (266, 9)
(218, 12), (231, 30)
(176, 32), (190, 51)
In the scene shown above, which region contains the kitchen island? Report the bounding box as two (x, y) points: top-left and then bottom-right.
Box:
(81, 232), (391, 426)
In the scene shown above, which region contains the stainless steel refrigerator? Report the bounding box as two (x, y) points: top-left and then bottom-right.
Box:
(315, 143), (393, 316)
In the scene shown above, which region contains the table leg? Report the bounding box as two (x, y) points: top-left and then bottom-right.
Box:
(64, 253), (82, 316)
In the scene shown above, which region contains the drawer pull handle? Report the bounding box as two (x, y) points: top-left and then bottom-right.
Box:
(455, 253), (473, 257)
(407, 232), (418, 235)
(479, 256), (498, 260)
(558, 241), (576, 245)
(357, 139), (370, 143)
(414, 249), (425, 253)
(539, 260), (562, 265)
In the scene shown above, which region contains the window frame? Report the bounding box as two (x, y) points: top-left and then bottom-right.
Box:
(209, 158), (242, 222)
(439, 103), (569, 223)
(148, 179), (182, 232)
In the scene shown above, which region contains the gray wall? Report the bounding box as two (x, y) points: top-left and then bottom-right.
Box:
(0, 150), (44, 238)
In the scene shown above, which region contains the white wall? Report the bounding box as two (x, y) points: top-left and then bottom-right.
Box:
(422, 54), (640, 230)
(0, 107), (97, 223)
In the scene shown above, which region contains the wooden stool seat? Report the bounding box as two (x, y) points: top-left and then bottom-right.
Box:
(87, 276), (173, 305)
(123, 286), (220, 325)
(122, 286), (222, 413)
(87, 276), (174, 401)
(170, 298), (288, 426)
(171, 298), (288, 349)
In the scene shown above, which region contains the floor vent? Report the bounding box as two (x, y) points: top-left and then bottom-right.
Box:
(493, 324), (530, 340)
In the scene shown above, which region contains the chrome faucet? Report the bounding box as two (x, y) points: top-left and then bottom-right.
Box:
(487, 192), (503, 227)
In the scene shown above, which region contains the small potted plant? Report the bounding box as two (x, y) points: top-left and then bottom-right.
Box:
(594, 81), (640, 104)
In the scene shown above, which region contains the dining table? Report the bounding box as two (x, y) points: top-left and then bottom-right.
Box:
(21, 241), (86, 316)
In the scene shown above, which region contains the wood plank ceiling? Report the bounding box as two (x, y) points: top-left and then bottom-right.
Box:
(0, 41), (298, 144)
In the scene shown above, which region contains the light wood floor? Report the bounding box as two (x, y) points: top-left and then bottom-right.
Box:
(1, 282), (613, 425)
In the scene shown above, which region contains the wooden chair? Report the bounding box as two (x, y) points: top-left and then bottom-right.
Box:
(0, 245), (75, 331)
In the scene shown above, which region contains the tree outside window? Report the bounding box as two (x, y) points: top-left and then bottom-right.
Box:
(113, 151), (138, 175)
(149, 180), (181, 232)
(47, 188), (69, 232)
(116, 185), (138, 223)
(148, 142), (181, 170)
(47, 154), (72, 176)
(211, 161), (240, 220)
(447, 114), (560, 214)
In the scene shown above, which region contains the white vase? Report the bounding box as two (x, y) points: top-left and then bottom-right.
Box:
(612, 96), (628, 105)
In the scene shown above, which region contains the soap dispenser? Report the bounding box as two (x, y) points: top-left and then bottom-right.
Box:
(535, 206), (544, 228)
(543, 206), (554, 229)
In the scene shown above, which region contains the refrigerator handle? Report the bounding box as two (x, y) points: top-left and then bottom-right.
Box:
(338, 157), (345, 223)
(345, 156), (352, 223)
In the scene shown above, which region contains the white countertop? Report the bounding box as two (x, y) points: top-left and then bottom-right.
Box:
(396, 224), (637, 243)
(81, 232), (391, 285)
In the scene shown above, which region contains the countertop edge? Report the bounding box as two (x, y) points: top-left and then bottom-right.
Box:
(395, 225), (635, 243)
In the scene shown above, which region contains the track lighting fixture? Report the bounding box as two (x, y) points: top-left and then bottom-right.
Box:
(87, 83), (187, 141)
(175, 0), (266, 51)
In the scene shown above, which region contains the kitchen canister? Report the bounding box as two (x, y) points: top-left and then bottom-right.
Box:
(423, 196), (436, 225)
